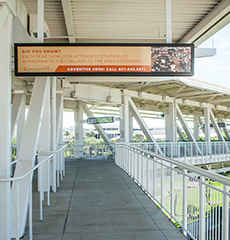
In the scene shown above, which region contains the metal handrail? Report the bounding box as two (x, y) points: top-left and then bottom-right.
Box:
(125, 143), (230, 186)
(115, 142), (230, 240)
(0, 154), (54, 182)
(0, 143), (67, 240)
(131, 141), (230, 165)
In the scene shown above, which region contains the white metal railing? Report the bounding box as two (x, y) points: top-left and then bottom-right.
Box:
(72, 143), (115, 159)
(131, 141), (230, 165)
(0, 143), (67, 240)
(115, 142), (230, 240)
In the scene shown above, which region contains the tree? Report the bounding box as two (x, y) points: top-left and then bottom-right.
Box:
(133, 133), (144, 142)
(85, 131), (95, 138)
(64, 131), (70, 138)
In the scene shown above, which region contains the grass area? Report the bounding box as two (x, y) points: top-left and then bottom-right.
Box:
(153, 177), (225, 224)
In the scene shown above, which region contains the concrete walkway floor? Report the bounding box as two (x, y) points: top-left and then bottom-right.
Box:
(23, 158), (187, 240)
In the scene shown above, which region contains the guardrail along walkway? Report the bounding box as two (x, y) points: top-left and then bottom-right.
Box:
(23, 157), (186, 240)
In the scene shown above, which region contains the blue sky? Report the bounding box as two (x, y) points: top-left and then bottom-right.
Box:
(194, 23), (230, 87)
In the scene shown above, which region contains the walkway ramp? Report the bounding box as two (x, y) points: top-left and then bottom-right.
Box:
(23, 158), (186, 240)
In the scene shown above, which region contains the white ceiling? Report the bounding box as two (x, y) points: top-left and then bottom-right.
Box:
(22, 0), (230, 45)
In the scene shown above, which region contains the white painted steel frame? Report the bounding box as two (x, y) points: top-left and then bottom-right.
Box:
(0, 144), (67, 240)
(115, 143), (230, 240)
(38, 77), (50, 192)
(74, 101), (84, 158)
(11, 92), (24, 140)
(17, 93), (26, 153)
(0, 10), (12, 240)
(51, 77), (57, 192)
(132, 141), (230, 166)
(120, 93), (130, 143)
(11, 77), (50, 238)
(83, 103), (112, 145)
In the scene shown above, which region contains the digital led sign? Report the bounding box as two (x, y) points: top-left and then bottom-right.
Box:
(14, 43), (194, 77)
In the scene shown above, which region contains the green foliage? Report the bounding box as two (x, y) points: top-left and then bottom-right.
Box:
(133, 133), (144, 142)
(64, 136), (75, 157)
(11, 136), (17, 160)
(199, 136), (205, 141)
(64, 131), (70, 137)
(85, 131), (95, 138)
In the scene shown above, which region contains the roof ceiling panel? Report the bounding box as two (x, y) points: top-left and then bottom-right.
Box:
(22, 0), (224, 44)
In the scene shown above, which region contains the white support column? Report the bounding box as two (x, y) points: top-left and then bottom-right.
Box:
(56, 91), (63, 145)
(210, 110), (225, 142)
(74, 101), (84, 158)
(51, 77), (57, 192)
(56, 92), (64, 176)
(165, 0), (172, 43)
(204, 108), (211, 155)
(17, 94), (26, 153)
(37, 77), (51, 192)
(83, 103), (112, 145)
(177, 124), (186, 141)
(199, 116), (205, 135)
(0, 11), (12, 240)
(220, 119), (230, 140)
(120, 93), (130, 143)
(11, 91), (24, 141)
(37, 0), (44, 43)
(165, 112), (170, 141)
(129, 112), (133, 142)
(204, 108), (211, 142)
(176, 104), (202, 154)
(129, 97), (163, 154)
(194, 115), (200, 141)
(11, 78), (50, 238)
(167, 102), (177, 142)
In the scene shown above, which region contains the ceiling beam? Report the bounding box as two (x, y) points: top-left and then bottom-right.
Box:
(179, 0), (230, 46)
(61, 0), (76, 43)
(175, 90), (212, 98)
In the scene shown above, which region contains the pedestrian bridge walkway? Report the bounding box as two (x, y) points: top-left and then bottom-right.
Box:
(23, 157), (186, 240)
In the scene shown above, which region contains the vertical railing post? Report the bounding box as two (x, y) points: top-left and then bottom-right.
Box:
(60, 150), (63, 181)
(56, 151), (60, 188)
(39, 160), (43, 220)
(29, 175), (33, 240)
(222, 185), (229, 240)
(170, 163), (175, 221)
(47, 157), (50, 206)
(183, 169), (187, 236)
(146, 155), (149, 192)
(199, 176), (205, 240)
(16, 181), (20, 240)
(161, 159), (164, 211)
(152, 157), (156, 199)
(185, 142), (187, 163)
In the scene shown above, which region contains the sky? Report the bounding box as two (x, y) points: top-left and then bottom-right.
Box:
(194, 23), (230, 87)
(64, 23), (230, 129)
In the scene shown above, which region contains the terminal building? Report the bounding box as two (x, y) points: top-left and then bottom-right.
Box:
(1, 0), (230, 239)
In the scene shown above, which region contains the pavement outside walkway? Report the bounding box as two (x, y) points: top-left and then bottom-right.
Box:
(23, 157), (187, 240)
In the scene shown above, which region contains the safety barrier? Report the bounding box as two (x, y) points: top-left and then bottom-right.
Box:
(131, 141), (230, 165)
(115, 142), (230, 240)
(0, 144), (67, 240)
(72, 143), (115, 159)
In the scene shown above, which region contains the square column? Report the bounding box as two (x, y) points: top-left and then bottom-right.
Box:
(129, 112), (133, 142)
(120, 94), (130, 143)
(75, 101), (83, 158)
(204, 108), (210, 142)
(194, 115), (200, 141)
(165, 102), (177, 142)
